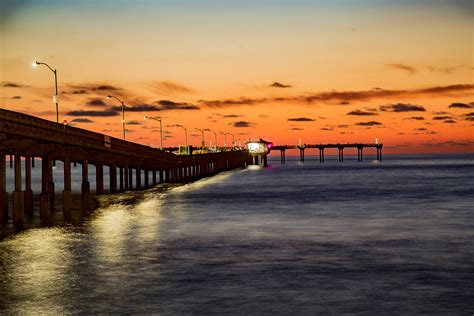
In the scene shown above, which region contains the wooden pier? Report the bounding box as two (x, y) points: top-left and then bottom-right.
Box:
(0, 109), (251, 228)
(273, 143), (383, 163)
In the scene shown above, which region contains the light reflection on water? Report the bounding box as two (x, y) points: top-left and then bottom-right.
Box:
(0, 154), (473, 314)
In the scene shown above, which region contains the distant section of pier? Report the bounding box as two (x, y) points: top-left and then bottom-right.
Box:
(272, 143), (383, 163)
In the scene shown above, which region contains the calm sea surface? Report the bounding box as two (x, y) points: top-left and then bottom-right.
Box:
(1, 153), (473, 314)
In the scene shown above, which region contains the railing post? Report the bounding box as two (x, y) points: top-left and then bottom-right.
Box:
(0, 153), (7, 223)
(63, 156), (72, 219)
(24, 156), (33, 216)
(40, 156), (51, 221)
(81, 159), (90, 214)
(12, 153), (25, 228)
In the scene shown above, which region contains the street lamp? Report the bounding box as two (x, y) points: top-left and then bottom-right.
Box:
(107, 95), (126, 140)
(175, 124), (188, 154)
(144, 116), (163, 150)
(194, 128), (206, 150)
(34, 61), (59, 124)
(220, 132), (235, 150)
(208, 129), (218, 151)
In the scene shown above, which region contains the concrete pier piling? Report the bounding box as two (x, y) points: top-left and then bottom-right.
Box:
(12, 153), (25, 228)
(1, 153), (8, 223)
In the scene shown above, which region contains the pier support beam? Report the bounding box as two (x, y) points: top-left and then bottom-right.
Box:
(119, 167), (124, 192)
(1, 153), (8, 223)
(319, 148), (325, 163)
(299, 148), (305, 163)
(48, 159), (55, 212)
(81, 160), (90, 214)
(12, 153), (25, 228)
(338, 148), (344, 162)
(124, 165), (129, 191)
(136, 166), (141, 190)
(24, 156), (33, 216)
(96, 163), (104, 195)
(280, 149), (286, 164)
(144, 170), (149, 189)
(357, 147), (363, 162)
(63, 157), (72, 219)
(109, 165), (117, 194)
(129, 167), (133, 190)
(40, 156), (51, 221)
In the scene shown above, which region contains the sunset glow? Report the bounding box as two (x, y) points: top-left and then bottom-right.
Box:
(1, 0), (473, 153)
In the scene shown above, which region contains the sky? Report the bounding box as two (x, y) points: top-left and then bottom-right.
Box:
(1, 0), (473, 153)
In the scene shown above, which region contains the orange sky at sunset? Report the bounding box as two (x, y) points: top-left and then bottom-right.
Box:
(1, 0), (473, 154)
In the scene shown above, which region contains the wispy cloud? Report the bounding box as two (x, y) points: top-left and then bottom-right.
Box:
(356, 121), (382, 126)
(198, 84), (474, 108)
(270, 81), (292, 88)
(449, 102), (474, 109)
(347, 109), (378, 116)
(232, 121), (254, 128)
(379, 103), (426, 112)
(86, 98), (108, 107)
(2, 81), (25, 88)
(287, 117), (315, 122)
(154, 100), (199, 110)
(149, 81), (195, 94)
(386, 63), (416, 75)
(70, 118), (94, 123)
(66, 109), (119, 117)
(404, 116), (425, 120)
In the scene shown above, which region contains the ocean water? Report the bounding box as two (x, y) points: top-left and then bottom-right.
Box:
(1, 153), (473, 314)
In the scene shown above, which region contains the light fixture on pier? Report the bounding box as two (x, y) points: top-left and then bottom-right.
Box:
(107, 95), (126, 141)
(144, 116), (163, 150)
(33, 60), (59, 124)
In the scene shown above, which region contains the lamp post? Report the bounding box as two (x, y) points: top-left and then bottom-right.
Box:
(220, 132), (234, 150)
(208, 129), (218, 151)
(175, 124), (188, 154)
(107, 95), (126, 140)
(194, 128), (206, 150)
(144, 116), (163, 150)
(34, 61), (59, 124)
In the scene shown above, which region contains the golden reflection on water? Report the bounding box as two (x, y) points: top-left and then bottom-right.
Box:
(1, 228), (74, 314)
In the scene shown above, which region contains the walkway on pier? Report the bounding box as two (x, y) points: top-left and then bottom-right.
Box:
(0, 109), (251, 228)
(273, 143), (383, 163)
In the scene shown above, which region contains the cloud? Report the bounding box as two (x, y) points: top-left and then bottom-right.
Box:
(356, 121), (383, 126)
(379, 103), (426, 112)
(12, 96), (21, 99)
(197, 84), (474, 108)
(232, 121), (254, 128)
(415, 128), (427, 131)
(290, 127), (303, 131)
(127, 120), (143, 125)
(432, 116), (453, 120)
(110, 104), (161, 112)
(93, 84), (119, 91)
(443, 119), (457, 123)
(66, 109), (119, 117)
(449, 102), (474, 109)
(320, 127), (333, 131)
(150, 81), (195, 94)
(154, 100), (199, 110)
(86, 98), (107, 107)
(2, 81), (24, 88)
(287, 117), (315, 122)
(386, 63), (416, 75)
(222, 114), (243, 118)
(425, 65), (464, 74)
(270, 81), (292, 88)
(347, 109), (378, 116)
(70, 118), (94, 123)
(199, 97), (264, 107)
(404, 116), (425, 120)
